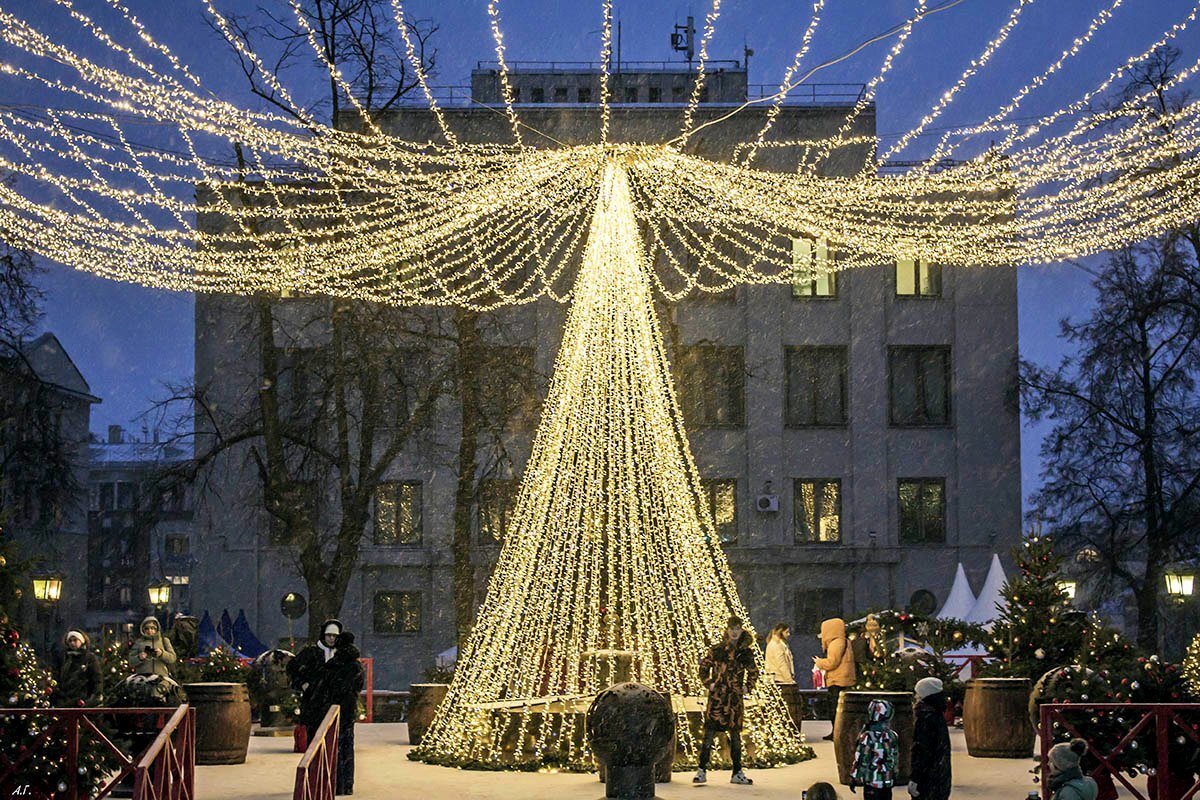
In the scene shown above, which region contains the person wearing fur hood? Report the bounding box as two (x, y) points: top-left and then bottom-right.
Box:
(694, 616), (759, 787)
(128, 616), (177, 677)
(55, 630), (103, 706)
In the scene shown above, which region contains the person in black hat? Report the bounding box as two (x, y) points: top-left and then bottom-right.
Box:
(288, 619), (344, 737)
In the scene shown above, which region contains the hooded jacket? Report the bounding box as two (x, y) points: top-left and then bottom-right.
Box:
(309, 633), (365, 726)
(288, 619), (346, 728)
(814, 618), (856, 688)
(698, 629), (759, 732)
(55, 631), (103, 706)
(128, 616), (177, 677)
(851, 699), (899, 789)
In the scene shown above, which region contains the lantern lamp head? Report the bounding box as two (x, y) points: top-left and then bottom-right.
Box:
(1165, 569), (1195, 601)
(31, 574), (63, 604)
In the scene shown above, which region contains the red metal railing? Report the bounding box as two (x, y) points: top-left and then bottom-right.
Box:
(0, 706), (189, 800)
(133, 704), (196, 800)
(294, 704), (340, 800)
(1039, 703), (1200, 800)
(361, 657), (373, 723)
(945, 654), (990, 680)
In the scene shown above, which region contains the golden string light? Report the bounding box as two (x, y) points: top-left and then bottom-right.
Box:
(411, 161), (810, 770)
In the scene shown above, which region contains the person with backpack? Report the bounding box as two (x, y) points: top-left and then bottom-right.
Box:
(849, 698), (899, 799)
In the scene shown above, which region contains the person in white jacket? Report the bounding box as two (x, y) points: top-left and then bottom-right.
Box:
(764, 623), (795, 684)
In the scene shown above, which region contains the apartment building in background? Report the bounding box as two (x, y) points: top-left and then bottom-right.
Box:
(192, 58), (1021, 686)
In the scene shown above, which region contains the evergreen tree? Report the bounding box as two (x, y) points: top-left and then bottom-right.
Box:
(0, 624), (118, 797)
(985, 535), (1086, 681)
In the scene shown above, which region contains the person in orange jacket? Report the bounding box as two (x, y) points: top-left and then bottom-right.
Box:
(813, 617), (856, 740)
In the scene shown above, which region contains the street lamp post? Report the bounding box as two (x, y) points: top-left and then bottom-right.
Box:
(1165, 569), (1195, 603)
(31, 573), (63, 657)
(147, 579), (172, 628)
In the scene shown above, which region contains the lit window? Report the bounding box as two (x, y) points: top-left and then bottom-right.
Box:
(896, 257), (941, 297)
(701, 479), (738, 545)
(899, 479), (946, 544)
(785, 346), (847, 427)
(479, 479), (519, 543)
(374, 482), (422, 546)
(374, 591), (422, 634)
(794, 479), (841, 543)
(792, 237), (837, 297)
(889, 346), (951, 426)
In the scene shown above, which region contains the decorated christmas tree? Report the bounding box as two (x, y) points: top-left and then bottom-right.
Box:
(849, 610), (989, 697)
(0, 624), (119, 797)
(983, 534), (1085, 681)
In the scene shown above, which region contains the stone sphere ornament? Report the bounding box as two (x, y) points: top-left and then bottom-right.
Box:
(587, 682), (675, 799)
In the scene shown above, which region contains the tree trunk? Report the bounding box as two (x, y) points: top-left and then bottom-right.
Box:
(452, 309), (482, 649)
(1137, 323), (1164, 652)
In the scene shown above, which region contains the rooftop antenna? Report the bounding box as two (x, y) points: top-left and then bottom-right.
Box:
(743, 37), (754, 76)
(671, 15), (696, 66)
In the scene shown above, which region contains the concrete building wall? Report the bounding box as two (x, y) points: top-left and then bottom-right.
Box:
(192, 79), (1020, 687)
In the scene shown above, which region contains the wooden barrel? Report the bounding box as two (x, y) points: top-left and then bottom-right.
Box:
(963, 678), (1034, 758)
(833, 691), (913, 786)
(185, 682), (251, 765)
(407, 683), (449, 746)
(777, 683), (804, 733)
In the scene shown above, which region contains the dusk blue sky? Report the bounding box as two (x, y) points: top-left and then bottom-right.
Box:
(22, 0), (1199, 507)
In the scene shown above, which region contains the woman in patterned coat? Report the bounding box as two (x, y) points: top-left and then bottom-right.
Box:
(694, 616), (759, 787)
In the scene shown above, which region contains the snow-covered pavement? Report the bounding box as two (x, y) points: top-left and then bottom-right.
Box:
(196, 721), (1041, 799)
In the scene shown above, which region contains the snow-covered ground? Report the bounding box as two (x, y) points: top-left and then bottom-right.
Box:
(197, 721), (1042, 799)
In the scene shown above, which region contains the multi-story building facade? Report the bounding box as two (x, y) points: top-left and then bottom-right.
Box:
(86, 426), (195, 641)
(193, 60), (1020, 686)
(1, 332), (98, 644)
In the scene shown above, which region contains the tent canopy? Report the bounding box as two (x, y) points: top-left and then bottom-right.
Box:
(937, 563), (978, 619)
(966, 554), (1008, 629)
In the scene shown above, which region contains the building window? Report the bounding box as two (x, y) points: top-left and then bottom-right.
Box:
(373, 591), (422, 634)
(374, 482), (422, 546)
(785, 346), (848, 427)
(531, 86), (545, 103)
(96, 482), (116, 512)
(479, 478), (519, 543)
(896, 257), (941, 297)
(889, 346), (951, 426)
(700, 479), (738, 545)
(898, 479), (945, 544)
(791, 237), (837, 298)
(510, 86), (521, 102)
(624, 86), (639, 103)
(794, 588), (844, 659)
(671, 85), (685, 102)
(794, 479), (841, 544)
(677, 345), (745, 427)
(479, 345), (540, 431)
(164, 536), (189, 556)
(553, 87), (568, 103)
(577, 87), (592, 103)
(118, 586), (132, 606)
(116, 482), (137, 511)
(648, 86), (662, 103)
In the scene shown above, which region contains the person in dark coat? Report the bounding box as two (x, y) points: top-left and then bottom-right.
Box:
(694, 616), (758, 787)
(314, 632), (364, 796)
(55, 630), (103, 707)
(909, 677), (952, 800)
(287, 618), (343, 731)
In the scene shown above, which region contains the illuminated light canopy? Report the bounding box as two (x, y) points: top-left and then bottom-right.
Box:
(0, 3), (1195, 307)
(411, 162), (809, 770)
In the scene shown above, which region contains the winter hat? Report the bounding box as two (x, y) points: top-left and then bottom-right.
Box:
(64, 630), (87, 647)
(914, 677), (944, 699)
(140, 616), (161, 635)
(1048, 739), (1088, 774)
(321, 619), (343, 638)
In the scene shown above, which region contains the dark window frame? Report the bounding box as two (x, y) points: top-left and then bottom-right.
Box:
(888, 345), (952, 427)
(677, 344), (746, 429)
(785, 346), (849, 428)
(791, 237), (839, 299)
(373, 480), (423, 546)
(793, 478), (842, 545)
(700, 478), (738, 545)
(895, 257), (943, 298)
(897, 478), (947, 545)
(372, 590), (423, 635)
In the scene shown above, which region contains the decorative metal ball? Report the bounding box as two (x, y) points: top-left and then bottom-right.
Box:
(586, 682), (674, 769)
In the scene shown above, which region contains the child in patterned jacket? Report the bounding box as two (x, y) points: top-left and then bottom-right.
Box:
(849, 698), (899, 799)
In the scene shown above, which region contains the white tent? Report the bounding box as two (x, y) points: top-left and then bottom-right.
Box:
(966, 554), (1008, 629)
(436, 646), (458, 668)
(937, 563), (978, 619)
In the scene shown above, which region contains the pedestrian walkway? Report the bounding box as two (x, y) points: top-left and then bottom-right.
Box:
(196, 721), (1039, 799)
